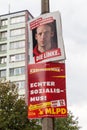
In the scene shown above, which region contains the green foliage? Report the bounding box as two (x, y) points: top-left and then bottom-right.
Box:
(54, 111), (81, 130)
(0, 81), (41, 130)
(0, 80), (80, 130)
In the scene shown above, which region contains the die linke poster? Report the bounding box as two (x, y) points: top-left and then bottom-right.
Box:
(28, 11), (66, 64)
(28, 62), (67, 118)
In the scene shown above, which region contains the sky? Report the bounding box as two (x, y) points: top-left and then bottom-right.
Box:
(0, 0), (87, 129)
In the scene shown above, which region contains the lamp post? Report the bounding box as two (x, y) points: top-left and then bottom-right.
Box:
(41, 1), (54, 130)
(41, 0), (50, 14)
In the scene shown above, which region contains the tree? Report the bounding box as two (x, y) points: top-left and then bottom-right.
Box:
(54, 111), (81, 130)
(0, 80), (80, 130)
(0, 80), (41, 130)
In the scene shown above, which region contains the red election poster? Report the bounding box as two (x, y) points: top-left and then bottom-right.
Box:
(28, 11), (66, 64)
(28, 62), (67, 118)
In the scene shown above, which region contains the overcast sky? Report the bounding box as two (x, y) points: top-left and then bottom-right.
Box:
(0, 0), (87, 129)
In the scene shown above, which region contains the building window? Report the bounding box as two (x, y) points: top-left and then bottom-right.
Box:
(10, 28), (25, 37)
(1, 31), (7, 39)
(0, 44), (7, 51)
(10, 67), (25, 76)
(29, 15), (33, 20)
(0, 56), (7, 64)
(15, 80), (25, 90)
(10, 53), (25, 62)
(10, 16), (25, 24)
(0, 70), (6, 78)
(1, 19), (8, 26)
(10, 40), (25, 49)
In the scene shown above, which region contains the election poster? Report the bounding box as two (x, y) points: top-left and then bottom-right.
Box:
(28, 62), (67, 118)
(28, 11), (66, 64)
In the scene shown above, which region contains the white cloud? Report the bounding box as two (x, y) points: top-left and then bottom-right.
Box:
(65, 38), (87, 105)
(0, 0), (41, 17)
(69, 103), (87, 130)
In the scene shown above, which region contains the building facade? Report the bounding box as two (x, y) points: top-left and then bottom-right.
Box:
(0, 10), (33, 96)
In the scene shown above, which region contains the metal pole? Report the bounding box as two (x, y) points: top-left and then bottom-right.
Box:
(41, 0), (54, 130)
